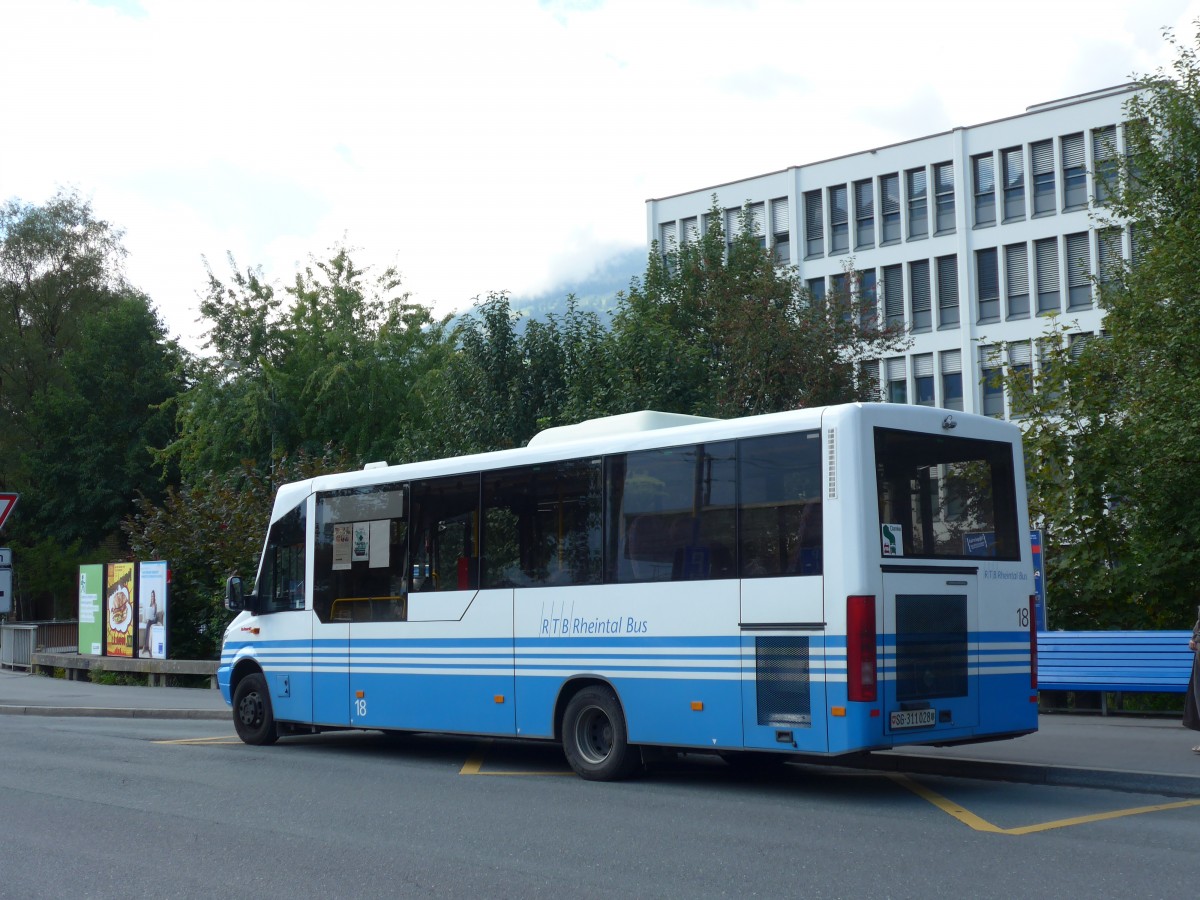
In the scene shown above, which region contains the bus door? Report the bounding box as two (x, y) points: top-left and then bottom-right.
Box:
(881, 565), (979, 735)
(312, 617), (350, 726)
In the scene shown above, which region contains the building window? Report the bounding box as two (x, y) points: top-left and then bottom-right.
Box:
(972, 153), (995, 227)
(748, 202), (767, 249)
(1008, 341), (1033, 417)
(829, 185), (849, 254)
(909, 259), (932, 332)
(980, 346), (1004, 418)
(1004, 243), (1030, 319)
(804, 190), (823, 257)
(682, 217), (700, 246)
(975, 248), (1000, 322)
(880, 173), (900, 244)
(886, 357), (907, 404)
(1129, 223), (1143, 268)
(771, 197), (790, 264)
(831, 272), (848, 298)
(807, 276), (826, 302)
(1097, 227), (1123, 286)
(1035, 237), (1060, 314)
(933, 162), (955, 233)
(940, 349), (963, 411)
(860, 359), (882, 401)
(725, 207), (741, 255)
(857, 268), (877, 328)
(854, 179), (874, 249)
(1061, 133), (1086, 211)
(1068, 332), (1093, 362)
(659, 222), (677, 265)
(1001, 147), (1025, 221)
(1032, 139), (1055, 216)
(1065, 231), (1092, 310)
(907, 167), (928, 239)
(883, 264), (904, 328)
(1092, 125), (1118, 206)
(936, 254), (959, 329)
(913, 354), (935, 406)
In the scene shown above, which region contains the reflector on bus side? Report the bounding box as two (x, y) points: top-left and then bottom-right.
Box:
(847, 595), (877, 702)
(1029, 594), (1038, 691)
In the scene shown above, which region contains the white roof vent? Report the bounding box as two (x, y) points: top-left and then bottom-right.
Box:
(528, 410), (720, 448)
(363, 460), (388, 470)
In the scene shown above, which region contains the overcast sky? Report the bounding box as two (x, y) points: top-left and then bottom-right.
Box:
(2, 0), (1197, 350)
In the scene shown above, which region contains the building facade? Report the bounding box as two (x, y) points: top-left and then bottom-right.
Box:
(645, 85), (1135, 418)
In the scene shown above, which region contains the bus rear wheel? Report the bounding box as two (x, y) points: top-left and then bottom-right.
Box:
(233, 672), (278, 745)
(562, 686), (640, 781)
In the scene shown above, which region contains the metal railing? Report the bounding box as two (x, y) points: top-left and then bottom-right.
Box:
(0, 624), (37, 671)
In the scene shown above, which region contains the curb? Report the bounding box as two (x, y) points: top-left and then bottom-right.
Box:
(854, 751), (1200, 799)
(0, 705), (228, 721)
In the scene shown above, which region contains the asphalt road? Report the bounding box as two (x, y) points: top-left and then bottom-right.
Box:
(2, 716), (1199, 899)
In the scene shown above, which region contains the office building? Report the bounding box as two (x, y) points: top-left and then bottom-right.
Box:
(645, 85), (1135, 418)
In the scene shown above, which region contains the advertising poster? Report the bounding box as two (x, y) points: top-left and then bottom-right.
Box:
(77, 564), (105, 655)
(105, 562), (135, 658)
(138, 560), (168, 659)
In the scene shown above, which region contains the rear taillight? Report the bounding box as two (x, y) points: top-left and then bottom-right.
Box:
(847, 595), (877, 702)
(1029, 594), (1038, 690)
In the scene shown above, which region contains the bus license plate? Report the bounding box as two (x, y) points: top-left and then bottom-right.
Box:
(890, 709), (936, 729)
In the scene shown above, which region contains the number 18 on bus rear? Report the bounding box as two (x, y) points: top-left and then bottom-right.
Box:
(219, 402), (1038, 780)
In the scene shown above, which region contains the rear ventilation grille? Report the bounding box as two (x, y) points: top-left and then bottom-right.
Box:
(756, 637), (812, 726)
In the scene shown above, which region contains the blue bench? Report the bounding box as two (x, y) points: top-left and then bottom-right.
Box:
(1036, 630), (1194, 714)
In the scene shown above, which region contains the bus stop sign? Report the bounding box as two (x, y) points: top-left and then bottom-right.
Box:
(0, 494), (16, 532)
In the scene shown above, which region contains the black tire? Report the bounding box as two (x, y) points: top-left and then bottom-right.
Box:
(561, 685), (640, 781)
(232, 672), (278, 745)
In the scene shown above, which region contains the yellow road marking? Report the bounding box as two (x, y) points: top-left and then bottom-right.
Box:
(459, 740), (573, 776)
(888, 773), (1200, 835)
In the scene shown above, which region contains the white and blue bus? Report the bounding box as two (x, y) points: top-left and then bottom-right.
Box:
(220, 402), (1038, 780)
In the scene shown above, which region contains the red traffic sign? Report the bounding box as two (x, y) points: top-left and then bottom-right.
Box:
(0, 494), (17, 531)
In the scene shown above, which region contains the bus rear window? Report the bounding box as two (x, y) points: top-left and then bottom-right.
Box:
(874, 427), (1019, 560)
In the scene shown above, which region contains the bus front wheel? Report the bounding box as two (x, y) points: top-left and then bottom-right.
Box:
(233, 672), (278, 745)
(562, 686), (640, 781)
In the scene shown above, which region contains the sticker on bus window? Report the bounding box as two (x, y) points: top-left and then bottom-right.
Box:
(881, 523), (903, 557)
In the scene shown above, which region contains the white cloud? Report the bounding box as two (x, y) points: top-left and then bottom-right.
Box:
(3, 0), (1199, 349)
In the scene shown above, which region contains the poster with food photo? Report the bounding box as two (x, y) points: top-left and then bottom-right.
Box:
(105, 562), (135, 657)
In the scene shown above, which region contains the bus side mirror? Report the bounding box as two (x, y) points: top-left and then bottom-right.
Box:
(225, 576), (245, 612)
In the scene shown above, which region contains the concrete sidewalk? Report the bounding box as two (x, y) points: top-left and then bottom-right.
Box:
(2, 669), (1198, 795)
(0, 668), (227, 720)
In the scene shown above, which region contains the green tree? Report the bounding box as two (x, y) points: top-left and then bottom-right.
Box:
(126, 449), (349, 658)
(170, 246), (450, 481)
(407, 291), (615, 458)
(0, 191), (183, 618)
(610, 200), (906, 418)
(1001, 24), (1200, 628)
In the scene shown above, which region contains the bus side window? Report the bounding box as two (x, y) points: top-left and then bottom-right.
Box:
(410, 475), (480, 592)
(312, 484), (408, 623)
(738, 431), (823, 578)
(258, 502), (307, 614)
(606, 443), (736, 584)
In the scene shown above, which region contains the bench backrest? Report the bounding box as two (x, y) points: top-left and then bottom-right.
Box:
(1036, 630), (1194, 692)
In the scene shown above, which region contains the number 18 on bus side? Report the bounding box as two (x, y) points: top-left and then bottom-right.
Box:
(219, 402), (1038, 780)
